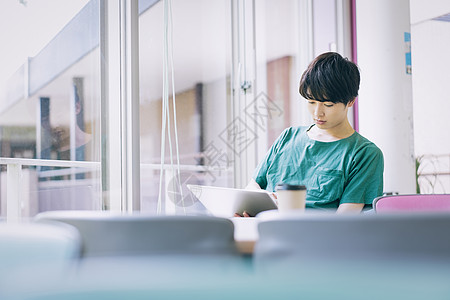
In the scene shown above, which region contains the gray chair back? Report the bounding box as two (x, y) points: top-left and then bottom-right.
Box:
(35, 211), (238, 257)
(254, 213), (450, 263)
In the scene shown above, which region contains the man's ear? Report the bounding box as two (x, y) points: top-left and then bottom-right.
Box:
(347, 98), (356, 108)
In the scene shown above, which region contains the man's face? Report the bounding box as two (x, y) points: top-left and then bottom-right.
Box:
(306, 99), (353, 130)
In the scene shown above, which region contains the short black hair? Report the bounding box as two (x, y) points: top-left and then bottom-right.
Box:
(299, 52), (360, 105)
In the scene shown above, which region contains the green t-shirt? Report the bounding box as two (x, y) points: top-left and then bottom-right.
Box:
(253, 126), (384, 210)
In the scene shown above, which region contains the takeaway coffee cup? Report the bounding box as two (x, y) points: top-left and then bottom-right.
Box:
(275, 183), (307, 212)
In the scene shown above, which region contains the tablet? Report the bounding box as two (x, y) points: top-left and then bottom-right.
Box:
(186, 184), (278, 218)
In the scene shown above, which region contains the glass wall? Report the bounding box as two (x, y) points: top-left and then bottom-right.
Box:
(138, 0), (233, 214)
(137, 0), (343, 214)
(0, 0), (349, 218)
(0, 0), (101, 218)
(2, 0), (446, 219)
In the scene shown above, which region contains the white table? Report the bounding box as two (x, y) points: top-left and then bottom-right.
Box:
(230, 217), (259, 254)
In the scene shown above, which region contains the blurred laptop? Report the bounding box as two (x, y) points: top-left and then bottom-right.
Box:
(186, 184), (277, 218)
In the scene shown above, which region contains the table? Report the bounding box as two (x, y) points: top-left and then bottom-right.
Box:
(4, 253), (450, 300)
(231, 217), (259, 254)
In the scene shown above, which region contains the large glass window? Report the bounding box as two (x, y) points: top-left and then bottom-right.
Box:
(139, 0), (232, 214)
(0, 0), (351, 219)
(0, 0), (101, 219)
(137, 0), (342, 215)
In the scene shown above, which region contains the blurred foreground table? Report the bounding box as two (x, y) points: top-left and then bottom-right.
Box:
(3, 254), (450, 300)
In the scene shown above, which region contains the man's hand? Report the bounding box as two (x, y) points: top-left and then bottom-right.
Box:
(234, 211), (252, 217)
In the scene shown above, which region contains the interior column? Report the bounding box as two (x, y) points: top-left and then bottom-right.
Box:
(355, 0), (416, 194)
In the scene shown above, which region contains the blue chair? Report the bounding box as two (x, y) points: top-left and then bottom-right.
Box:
(34, 211), (239, 257)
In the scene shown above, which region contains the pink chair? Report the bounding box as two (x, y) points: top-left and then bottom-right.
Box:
(373, 194), (450, 213)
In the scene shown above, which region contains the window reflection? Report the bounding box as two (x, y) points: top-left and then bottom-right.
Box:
(139, 0), (232, 214)
(0, 0), (101, 218)
(138, 0), (304, 214)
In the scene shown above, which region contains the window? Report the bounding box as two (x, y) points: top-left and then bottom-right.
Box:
(139, 0), (233, 214)
(0, 0), (101, 219)
(137, 0), (343, 214)
(0, 0), (349, 219)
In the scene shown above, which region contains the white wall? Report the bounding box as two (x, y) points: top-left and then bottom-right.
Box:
(410, 0), (450, 24)
(410, 0), (450, 193)
(356, 0), (450, 194)
(356, 0), (416, 194)
(411, 20), (450, 156)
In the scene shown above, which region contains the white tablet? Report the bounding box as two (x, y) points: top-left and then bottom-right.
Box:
(186, 184), (278, 218)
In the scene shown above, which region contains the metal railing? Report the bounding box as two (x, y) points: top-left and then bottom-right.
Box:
(0, 157), (230, 222)
(0, 158), (100, 223)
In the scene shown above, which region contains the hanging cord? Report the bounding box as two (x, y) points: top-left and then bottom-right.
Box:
(157, 0), (170, 214)
(157, 0), (184, 214)
(168, 0), (185, 213)
(157, 0), (168, 214)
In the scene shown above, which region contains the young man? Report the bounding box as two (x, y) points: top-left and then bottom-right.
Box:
(246, 52), (384, 214)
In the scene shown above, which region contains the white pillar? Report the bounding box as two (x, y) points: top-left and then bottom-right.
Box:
(356, 0), (416, 194)
(100, 0), (141, 212)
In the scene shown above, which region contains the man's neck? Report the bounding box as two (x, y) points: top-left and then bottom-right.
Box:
(307, 121), (354, 142)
